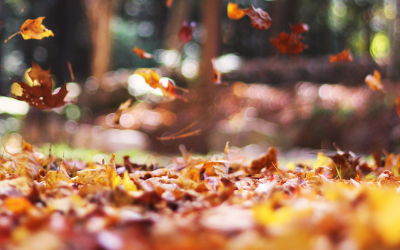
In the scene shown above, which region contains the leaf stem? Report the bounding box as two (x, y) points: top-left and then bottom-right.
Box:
(4, 31), (21, 43)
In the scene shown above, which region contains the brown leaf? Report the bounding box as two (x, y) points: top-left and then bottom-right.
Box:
(270, 32), (304, 55)
(243, 5), (272, 30)
(365, 70), (383, 91)
(11, 63), (68, 109)
(250, 147), (277, 175)
(133, 47), (154, 59)
(329, 49), (353, 63)
(178, 21), (195, 44)
(394, 94), (400, 118)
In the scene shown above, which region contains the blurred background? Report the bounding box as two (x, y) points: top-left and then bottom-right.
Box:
(0, 0), (400, 158)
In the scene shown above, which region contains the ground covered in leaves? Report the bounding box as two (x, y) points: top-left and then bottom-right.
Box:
(1, 140), (400, 250)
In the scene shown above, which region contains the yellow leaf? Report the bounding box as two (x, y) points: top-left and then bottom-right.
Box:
(253, 203), (293, 226)
(45, 160), (71, 187)
(122, 171), (137, 191)
(20, 17), (54, 40)
(365, 70), (383, 91)
(227, 2), (245, 20)
(134, 68), (161, 89)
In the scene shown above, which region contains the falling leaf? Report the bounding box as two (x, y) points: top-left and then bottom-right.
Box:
(271, 32), (304, 55)
(227, 2), (245, 20)
(132, 47), (154, 59)
(11, 63), (68, 109)
(166, 0), (174, 7)
(67, 61), (74, 81)
(290, 22), (309, 34)
(178, 21), (195, 44)
(243, 5), (272, 30)
(329, 49), (353, 63)
(112, 99), (132, 125)
(394, 94), (400, 118)
(211, 59), (221, 84)
(134, 68), (161, 89)
(365, 70), (383, 91)
(5, 17), (54, 43)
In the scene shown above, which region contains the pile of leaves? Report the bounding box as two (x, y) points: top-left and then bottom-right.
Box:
(1, 140), (400, 249)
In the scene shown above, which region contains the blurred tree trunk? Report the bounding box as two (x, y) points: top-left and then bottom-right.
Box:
(387, 0), (400, 79)
(162, 0), (191, 50)
(84, 0), (115, 80)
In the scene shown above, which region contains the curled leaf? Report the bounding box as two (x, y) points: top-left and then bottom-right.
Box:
(243, 5), (272, 30)
(365, 70), (383, 91)
(5, 17), (54, 43)
(271, 32), (304, 56)
(329, 49), (353, 63)
(227, 2), (245, 20)
(290, 22), (309, 34)
(133, 47), (154, 59)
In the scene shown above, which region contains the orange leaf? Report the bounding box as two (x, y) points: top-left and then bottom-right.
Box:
(395, 94), (400, 118)
(243, 5), (272, 30)
(134, 68), (161, 89)
(21, 17), (54, 40)
(67, 61), (74, 81)
(4, 197), (32, 214)
(179, 21), (195, 44)
(365, 70), (383, 91)
(166, 0), (174, 7)
(227, 2), (245, 20)
(271, 32), (304, 56)
(10, 62), (68, 109)
(290, 22), (309, 34)
(212, 59), (221, 84)
(329, 49), (353, 63)
(133, 46), (154, 59)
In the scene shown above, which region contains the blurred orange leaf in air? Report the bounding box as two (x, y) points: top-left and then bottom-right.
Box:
(5, 17), (54, 43)
(212, 59), (221, 84)
(133, 47), (154, 59)
(243, 5), (272, 30)
(329, 49), (353, 63)
(166, 0), (174, 7)
(365, 70), (383, 91)
(394, 94), (400, 118)
(290, 22), (309, 35)
(227, 3), (245, 20)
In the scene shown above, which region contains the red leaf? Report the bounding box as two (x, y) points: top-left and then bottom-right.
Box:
(178, 21), (195, 44)
(243, 5), (272, 30)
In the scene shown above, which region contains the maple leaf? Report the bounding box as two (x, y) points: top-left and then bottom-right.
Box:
(290, 22), (309, 34)
(5, 17), (54, 43)
(227, 2), (245, 20)
(132, 47), (154, 59)
(243, 5), (272, 30)
(11, 63), (68, 109)
(329, 49), (353, 63)
(212, 59), (221, 84)
(179, 21), (195, 44)
(270, 32), (304, 55)
(365, 70), (383, 91)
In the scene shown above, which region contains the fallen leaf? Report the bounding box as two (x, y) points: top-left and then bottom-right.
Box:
(211, 59), (221, 84)
(112, 99), (132, 125)
(243, 5), (272, 30)
(250, 147), (278, 174)
(227, 2), (245, 20)
(45, 160), (72, 187)
(365, 70), (383, 91)
(5, 17), (54, 43)
(4, 197), (32, 214)
(329, 49), (353, 63)
(178, 21), (195, 44)
(290, 22), (309, 34)
(11, 63), (68, 109)
(271, 32), (304, 55)
(122, 171), (137, 191)
(132, 47), (154, 59)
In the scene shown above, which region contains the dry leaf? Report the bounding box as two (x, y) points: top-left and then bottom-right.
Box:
(5, 17), (54, 43)
(178, 21), (195, 44)
(271, 32), (304, 55)
(133, 47), (154, 59)
(4, 197), (32, 214)
(112, 99), (132, 125)
(243, 5), (272, 30)
(250, 147), (277, 175)
(227, 2), (245, 20)
(290, 22), (309, 34)
(329, 49), (353, 63)
(11, 62), (68, 109)
(365, 70), (383, 91)
(45, 160), (72, 187)
(211, 59), (221, 84)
